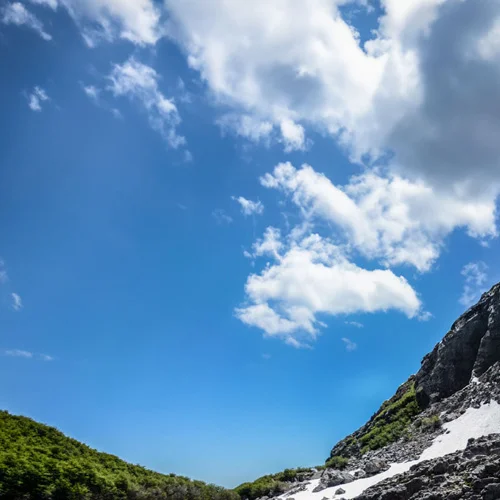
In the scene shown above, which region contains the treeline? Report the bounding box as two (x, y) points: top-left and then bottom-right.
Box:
(0, 410), (239, 500)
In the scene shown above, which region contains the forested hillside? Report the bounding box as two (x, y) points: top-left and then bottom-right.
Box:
(0, 410), (239, 500)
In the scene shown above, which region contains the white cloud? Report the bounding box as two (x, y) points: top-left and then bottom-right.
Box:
(107, 57), (185, 148)
(236, 231), (421, 346)
(4, 349), (33, 358)
(164, 0), (500, 252)
(39, 353), (54, 361)
(33, 0), (162, 46)
(83, 84), (100, 101)
(2, 349), (54, 361)
(212, 209), (233, 225)
(27, 86), (49, 112)
(342, 337), (357, 352)
(280, 119), (309, 152)
(345, 321), (364, 328)
(28, 0), (58, 8)
(232, 196), (264, 217)
(261, 162), (496, 272)
(11, 293), (22, 311)
(1, 2), (52, 40)
(217, 114), (274, 145)
(460, 261), (489, 307)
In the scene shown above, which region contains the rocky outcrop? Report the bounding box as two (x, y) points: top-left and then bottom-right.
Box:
(248, 283), (500, 500)
(415, 282), (500, 407)
(312, 471), (354, 492)
(356, 434), (500, 500)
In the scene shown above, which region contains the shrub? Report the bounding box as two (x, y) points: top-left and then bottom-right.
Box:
(325, 456), (348, 470)
(420, 415), (442, 431)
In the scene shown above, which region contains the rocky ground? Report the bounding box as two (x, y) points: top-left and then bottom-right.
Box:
(356, 434), (500, 500)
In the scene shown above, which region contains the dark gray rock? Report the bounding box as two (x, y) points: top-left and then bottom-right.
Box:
(415, 283), (500, 407)
(312, 470), (354, 492)
(356, 434), (500, 500)
(364, 459), (389, 475)
(335, 487), (346, 495)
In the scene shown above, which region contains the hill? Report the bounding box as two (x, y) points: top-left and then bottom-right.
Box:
(0, 410), (239, 500)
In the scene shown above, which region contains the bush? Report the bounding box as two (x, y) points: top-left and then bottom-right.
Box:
(324, 456), (348, 470)
(420, 415), (442, 431)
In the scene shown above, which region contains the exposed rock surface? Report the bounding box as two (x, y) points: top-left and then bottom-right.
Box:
(415, 282), (500, 407)
(356, 434), (500, 500)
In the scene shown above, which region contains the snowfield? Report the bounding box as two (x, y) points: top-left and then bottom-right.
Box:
(279, 400), (500, 500)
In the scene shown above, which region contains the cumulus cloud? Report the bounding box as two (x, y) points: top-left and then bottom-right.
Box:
(165, 0), (500, 239)
(235, 230), (421, 347)
(261, 162), (496, 272)
(232, 196), (264, 217)
(342, 337), (357, 352)
(107, 57), (185, 148)
(11, 293), (22, 311)
(27, 86), (49, 112)
(280, 119), (309, 152)
(1, 2), (52, 40)
(460, 261), (489, 307)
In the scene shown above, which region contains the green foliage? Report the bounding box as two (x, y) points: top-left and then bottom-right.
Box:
(324, 456), (348, 470)
(358, 382), (421, 454)
(0, 410), (239, 500)
(419, 415), (442, 431)
(235, 466), (317, 500)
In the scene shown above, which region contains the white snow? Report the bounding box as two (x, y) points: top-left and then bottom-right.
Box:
(281, 401), (500, 500)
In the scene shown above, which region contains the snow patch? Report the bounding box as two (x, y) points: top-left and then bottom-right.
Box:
(281, 401), (500, 500)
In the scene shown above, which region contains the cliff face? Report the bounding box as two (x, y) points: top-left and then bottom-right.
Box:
(415, 283), (500, 407)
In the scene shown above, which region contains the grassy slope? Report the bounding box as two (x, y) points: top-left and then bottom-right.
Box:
(0, 410), (239, 500)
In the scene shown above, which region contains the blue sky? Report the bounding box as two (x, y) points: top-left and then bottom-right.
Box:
(2, 0), (500, 488)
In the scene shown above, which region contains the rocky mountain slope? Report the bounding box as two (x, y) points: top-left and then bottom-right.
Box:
(238, 283), (500, 500)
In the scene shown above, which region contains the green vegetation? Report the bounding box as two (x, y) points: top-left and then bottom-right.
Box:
(324, 456), (348, 470)
(419, 415), (442, 431)
(235, 467), (315, 500)
(0, 410), (239, 500)
(358, 382), (421, 454)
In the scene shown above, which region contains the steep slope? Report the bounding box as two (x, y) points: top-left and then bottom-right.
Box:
(0, 411), (239, 500)
(238, 282), (500, 500)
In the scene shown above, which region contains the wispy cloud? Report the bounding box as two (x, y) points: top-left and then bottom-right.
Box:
(11, 292), (22, 311)
(345, 321), (363, 328)
(4, 349), (33, 358)
(1, 2), (52, 40)
(0, 259), (7, 284)
(232, 196), (264, 216)
(341, 338), (357, 352)
(262, 353), (271, 360)
(460, 261), (489, 307)
(3, 349), (54, 361)
(107, 57), (185, 149)
(212, 209), (233, 225)
(27, 86), (49, 112)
